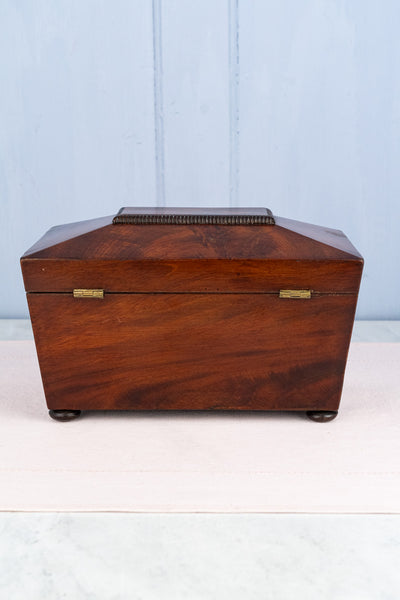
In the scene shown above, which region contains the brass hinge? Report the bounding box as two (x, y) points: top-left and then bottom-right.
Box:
(73, 289), (104, 299)
(279, 289), (312, 299)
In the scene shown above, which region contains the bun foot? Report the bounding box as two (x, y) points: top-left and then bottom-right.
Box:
(306, 410), (338, 423)
(49, 409), (81, 422)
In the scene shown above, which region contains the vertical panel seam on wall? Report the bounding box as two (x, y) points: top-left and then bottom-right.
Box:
(229, 0), (240, 207)
(152, 0), (165, 206)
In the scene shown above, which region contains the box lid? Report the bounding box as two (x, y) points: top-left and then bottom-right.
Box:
(21, 207), (363, 293)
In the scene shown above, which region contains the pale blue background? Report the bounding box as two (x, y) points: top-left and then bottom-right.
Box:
(0, 0), (398, 319)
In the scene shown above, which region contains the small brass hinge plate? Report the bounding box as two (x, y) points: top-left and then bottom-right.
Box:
(73, 289), (104, 299)
(279, 289), (312, 299)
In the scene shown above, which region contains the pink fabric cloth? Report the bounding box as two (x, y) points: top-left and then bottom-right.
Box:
(0, 341), (399, 512)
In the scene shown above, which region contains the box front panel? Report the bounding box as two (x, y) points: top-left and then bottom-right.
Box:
(27, 292), (357, 411)
(21, 258), (363, 294)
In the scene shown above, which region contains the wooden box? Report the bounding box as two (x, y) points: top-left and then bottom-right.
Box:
(21, 207), (363, 422)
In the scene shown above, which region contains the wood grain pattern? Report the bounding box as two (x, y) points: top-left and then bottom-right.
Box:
(22, 216), (360, 261)
(21, 258), (362, 295)
(21, 208), (363, 415)
(21, 212), (363, 294)
(27, 292), (358, 412)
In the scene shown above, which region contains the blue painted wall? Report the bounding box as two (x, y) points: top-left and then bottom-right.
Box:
(1, 1), (398, 318)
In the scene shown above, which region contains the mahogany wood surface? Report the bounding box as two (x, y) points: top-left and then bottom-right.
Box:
(21, 208), (363, 416)
(22, 219), (360, 261)
(21, 213), (363, 293)
(115, 206), (275, 217)
(21, 258), (362, 294)
(27, 292), (357, 412)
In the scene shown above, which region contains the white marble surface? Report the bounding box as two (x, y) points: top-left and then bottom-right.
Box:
(0, 513), (399, 600)
(2, 318), (400, 342)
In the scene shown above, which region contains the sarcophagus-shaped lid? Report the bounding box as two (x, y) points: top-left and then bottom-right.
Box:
(21, 207), (363, 294)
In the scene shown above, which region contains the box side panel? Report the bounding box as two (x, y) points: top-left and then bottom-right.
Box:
(27, 292), (358, 412)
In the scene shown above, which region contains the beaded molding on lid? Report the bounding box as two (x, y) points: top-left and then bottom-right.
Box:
(113, 210), (275, 226)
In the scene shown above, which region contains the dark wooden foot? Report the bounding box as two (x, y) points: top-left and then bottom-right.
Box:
(306, 410), (338, 423)
(49, 409), (81, 422)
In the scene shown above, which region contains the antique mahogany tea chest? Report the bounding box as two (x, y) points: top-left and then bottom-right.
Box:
(21, 207), (363, 422)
